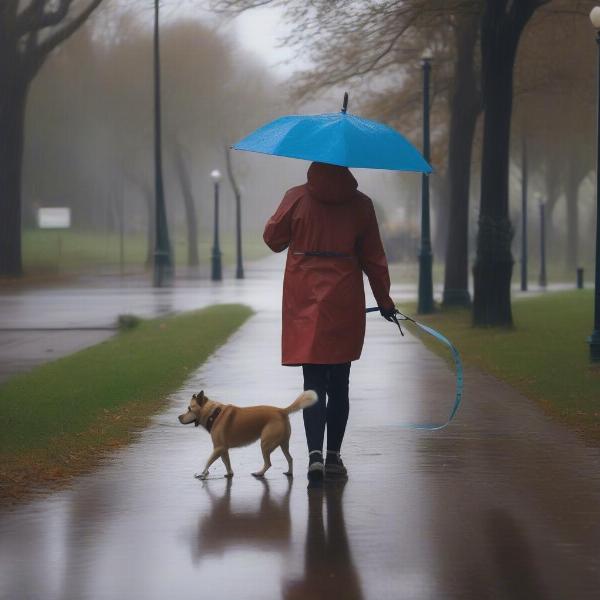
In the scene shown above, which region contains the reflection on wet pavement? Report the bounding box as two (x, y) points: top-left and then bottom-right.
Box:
(1, 256), (600, 598)
(190, 478), (292, 563)
(485, 508), (546, 600)
(283, 481), (363, 600)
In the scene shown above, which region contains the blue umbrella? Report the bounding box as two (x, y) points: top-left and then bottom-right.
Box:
(232, 93), (432, 173)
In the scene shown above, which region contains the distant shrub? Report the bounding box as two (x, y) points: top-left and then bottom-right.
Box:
(117, 314), (142, 331)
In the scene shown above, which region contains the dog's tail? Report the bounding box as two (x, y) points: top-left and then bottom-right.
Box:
(284, 390), (318, 414)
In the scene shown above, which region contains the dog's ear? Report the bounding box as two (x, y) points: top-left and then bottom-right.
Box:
(198, 390), (204, 399)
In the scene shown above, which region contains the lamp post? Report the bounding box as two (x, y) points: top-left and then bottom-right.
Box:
(589, 7), (600, 361)
(521, 132), (528, 292)
(152, 0), (173, 287)
(225, 146), (244, 279)
(211, 169), (222, 281)
(418, 57), (434, 314)
(538, 197), (547, 289)
(235, 184), (244, 279)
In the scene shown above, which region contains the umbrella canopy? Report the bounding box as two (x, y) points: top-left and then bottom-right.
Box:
(232, 94), (432, 173)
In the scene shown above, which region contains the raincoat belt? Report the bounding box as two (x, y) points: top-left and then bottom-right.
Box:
(292, 250), (354, 258)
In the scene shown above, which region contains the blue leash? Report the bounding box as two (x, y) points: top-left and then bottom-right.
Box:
(366, 306), (463, 430)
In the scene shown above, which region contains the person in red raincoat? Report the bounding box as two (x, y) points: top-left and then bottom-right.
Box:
(264, 161), (397, 482)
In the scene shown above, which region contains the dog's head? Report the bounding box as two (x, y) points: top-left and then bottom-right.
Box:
(178, 391), (208, 427)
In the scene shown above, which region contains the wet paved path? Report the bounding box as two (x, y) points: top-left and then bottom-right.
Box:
(0, 255), (572, 383)
(0, 257), (424, 382)
(1, 258), (600, 598)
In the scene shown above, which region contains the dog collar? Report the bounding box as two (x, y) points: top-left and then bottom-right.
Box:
(204, 407), (222, 433)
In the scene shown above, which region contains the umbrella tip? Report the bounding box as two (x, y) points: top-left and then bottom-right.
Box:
(341, 92), (348, 114)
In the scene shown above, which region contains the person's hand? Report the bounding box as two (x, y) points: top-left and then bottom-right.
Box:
(380, 305), (398, 322)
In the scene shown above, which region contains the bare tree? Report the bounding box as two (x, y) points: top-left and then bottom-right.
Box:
(173, 143), (200, 268)
(565, 137), (592, 271)
(472, 0), (550, 326)
(358, 10), (482, 305)
(511, 2), (595, 273)
(0, 0), (104, 277)
(442, 9), (481, 306)
(215, 0), (483, 305)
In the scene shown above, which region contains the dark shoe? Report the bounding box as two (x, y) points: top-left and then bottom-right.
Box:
(307, 451), (324, 482)
(325, 451), (348, 479)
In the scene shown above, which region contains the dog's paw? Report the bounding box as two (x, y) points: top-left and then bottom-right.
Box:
(284, 471), (293, 478)
(251, 472), (265, 478)
(194, 472), (209, 480)
(224, 472), (234, 479)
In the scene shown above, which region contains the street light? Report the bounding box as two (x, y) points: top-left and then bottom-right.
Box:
(152, 0), (173, 287)
(225, 146), (244, 279)
(538, 195), (547, 289)
(521, 132), (528, 292)
(211, 169), (222, 281)
(418, 57), (434, 314)
(589, 7), (600, 361)
(235, 184), (245, 279)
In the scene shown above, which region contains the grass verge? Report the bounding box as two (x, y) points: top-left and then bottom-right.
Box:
(0, 304), (253, 503)
(400, 290), (600, 443)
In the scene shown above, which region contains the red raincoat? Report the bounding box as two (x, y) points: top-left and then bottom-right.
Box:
(264, 162), (395, 366)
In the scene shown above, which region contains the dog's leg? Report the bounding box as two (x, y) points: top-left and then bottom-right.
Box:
(252, 441), (273, 478)
(195, 447), (224, 480)
(221, 451), (234, 478)
(281, 440), (293, 477)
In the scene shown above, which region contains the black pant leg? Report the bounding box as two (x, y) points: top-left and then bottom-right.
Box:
(325, 362), (351, 453)
(302, 364), (328, 453)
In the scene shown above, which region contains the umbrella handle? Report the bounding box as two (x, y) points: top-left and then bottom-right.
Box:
(341, 92), (348, 114)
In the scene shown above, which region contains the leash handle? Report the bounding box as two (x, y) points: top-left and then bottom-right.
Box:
(391, 313), (404, 336)
(366, 305), (413, 336)
(366, 305), (463, 431)
(365, 306), (412, 320)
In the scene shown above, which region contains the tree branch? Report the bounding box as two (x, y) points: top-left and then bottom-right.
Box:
(17, 0), (74, 36)
(211, 0), (275, 14)
(25, 0), (103, 78)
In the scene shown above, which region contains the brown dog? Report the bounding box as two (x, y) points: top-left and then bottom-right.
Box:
(178, 389), (317, 479)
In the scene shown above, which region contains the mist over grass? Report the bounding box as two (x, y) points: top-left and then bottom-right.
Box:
(21, 229), (269, 274)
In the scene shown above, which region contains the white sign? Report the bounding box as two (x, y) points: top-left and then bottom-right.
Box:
(38, 207), (71, 229)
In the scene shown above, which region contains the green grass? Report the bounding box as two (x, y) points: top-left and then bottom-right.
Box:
(21, 228), (269, 274)
(0, 304), (253, 456)
(404, 291), (600, 439)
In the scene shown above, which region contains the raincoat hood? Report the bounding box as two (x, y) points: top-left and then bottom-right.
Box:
(306, 162), (358, 205)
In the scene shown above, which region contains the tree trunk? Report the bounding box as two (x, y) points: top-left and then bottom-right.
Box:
(473, 82), (515, 326)
(432, 171), (450, 258)
(0, 1), (105, 278)
(473, 1), (541, 326)
(544, 157), (561, 263)
(0, 76), (28, 277)
(173, 145), (200, 268)
(443, 12), (481, 307)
